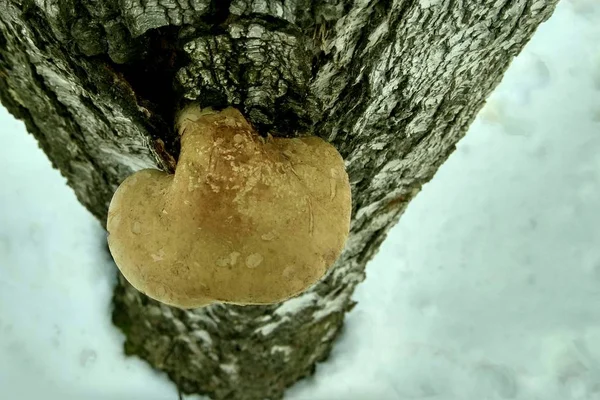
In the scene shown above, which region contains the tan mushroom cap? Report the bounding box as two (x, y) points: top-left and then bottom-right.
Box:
(107, 106), (351, 308)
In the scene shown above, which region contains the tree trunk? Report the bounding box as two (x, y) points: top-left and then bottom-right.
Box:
(0, 0), (558, 399)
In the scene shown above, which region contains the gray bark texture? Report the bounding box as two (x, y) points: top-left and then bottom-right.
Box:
(0, 0), (558, 399)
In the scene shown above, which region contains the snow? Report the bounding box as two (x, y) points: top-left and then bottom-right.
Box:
(0, 103), (203, 400)
(0, 0), (599, 399)
(288, 1), (600, 399)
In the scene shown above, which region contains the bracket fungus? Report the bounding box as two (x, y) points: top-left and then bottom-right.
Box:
(107, 106), (351, 308)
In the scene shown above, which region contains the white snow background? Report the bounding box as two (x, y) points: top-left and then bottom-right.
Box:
(1, 0), (600, 398)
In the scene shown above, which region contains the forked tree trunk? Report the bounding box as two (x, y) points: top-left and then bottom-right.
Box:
(0, 0), (558, 399)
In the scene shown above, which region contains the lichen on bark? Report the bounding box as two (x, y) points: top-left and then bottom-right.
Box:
(0, 0), (558, 399)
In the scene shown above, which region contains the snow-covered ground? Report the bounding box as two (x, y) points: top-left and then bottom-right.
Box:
(1, 0), (599, 398)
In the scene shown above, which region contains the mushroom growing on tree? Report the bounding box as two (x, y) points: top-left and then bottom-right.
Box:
(0, 0), (560, 396)
(107, 106), (352, 308)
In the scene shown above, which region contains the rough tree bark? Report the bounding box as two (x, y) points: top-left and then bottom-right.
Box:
(0, 0), (558, 399)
